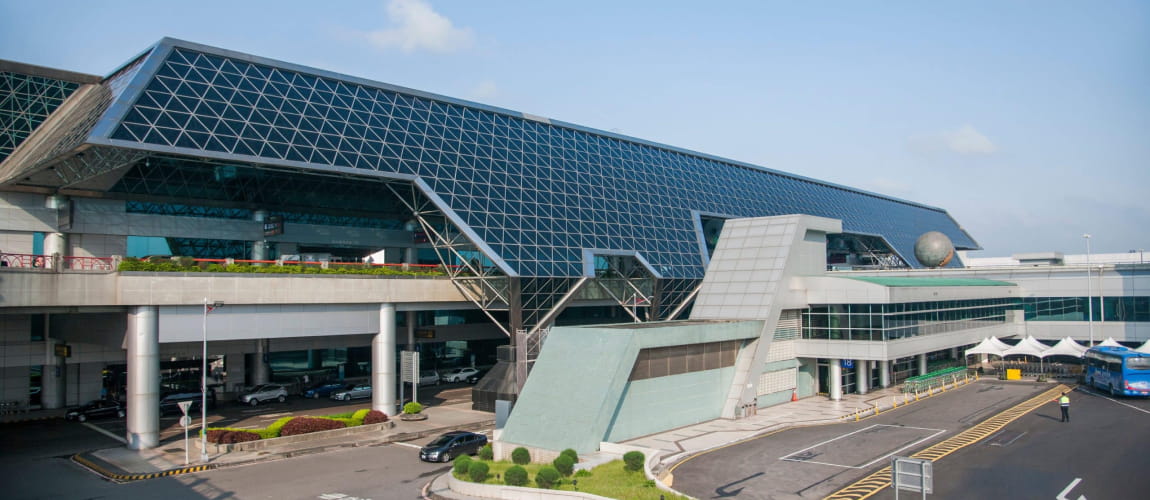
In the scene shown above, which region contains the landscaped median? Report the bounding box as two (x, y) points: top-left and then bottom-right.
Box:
(196, 408), (394, 454)
(443, 445), (690, 500)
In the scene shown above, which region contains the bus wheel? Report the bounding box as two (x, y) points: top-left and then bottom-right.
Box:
(1110, 385), (1118, 397)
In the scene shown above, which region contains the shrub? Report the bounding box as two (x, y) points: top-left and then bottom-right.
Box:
(452, 455), (471, 475)
(553, 454), (574, 477)
(534, 466), (560, 488)
(350, 408), (372, 426)
(403, 402), (423, 414)
(222, 430), (261, 444)
(261, 416), (295, 439)
(478, 443), (493, 460)
(504, 465), (528, 486)
(467, 460), (489, 483)
(363, 410), (389, 424)
(560, 448), (579, 463)
(574, 469), (592, 478)
(623, 450), (645, 472)
(280, 416), (346, 436)
(511, 446), (531, 465)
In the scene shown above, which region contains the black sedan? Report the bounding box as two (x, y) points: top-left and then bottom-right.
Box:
(419, 431), (487, 462)
(65, 399), (125, 422)
(301, 382), (350, 399)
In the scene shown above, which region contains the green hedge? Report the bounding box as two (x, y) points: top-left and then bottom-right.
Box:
(209, 408), (384, 443)
(117, 258), (447, 277)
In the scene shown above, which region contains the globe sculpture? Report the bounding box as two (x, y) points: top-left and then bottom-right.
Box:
(914, 231), (955, 268)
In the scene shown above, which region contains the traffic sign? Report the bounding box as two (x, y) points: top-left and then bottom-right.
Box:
(177, 400), (194, 415)
(179, 415), (191, 428)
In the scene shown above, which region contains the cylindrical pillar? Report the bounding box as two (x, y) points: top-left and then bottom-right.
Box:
(126, 306), (160, 450)
(252, 339), (270, 385)
(918, 353), (928, 376)
(856, 360), (869, 395)
(373, 303), (397, 416)
(406, 311), (416, 350)
(829, 359), (842, 401)
(43, 233), (67, 269)
(879, 360), (891, 388)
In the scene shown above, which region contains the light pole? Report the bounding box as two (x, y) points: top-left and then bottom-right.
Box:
(1083, 234), (1093, 347)
(201, 298), (223, 463)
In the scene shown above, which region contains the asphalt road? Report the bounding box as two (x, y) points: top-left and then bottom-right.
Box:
(1, 384), (474, 500)
(670, 381), (1053, 500)
(867, 386), (1150, 500)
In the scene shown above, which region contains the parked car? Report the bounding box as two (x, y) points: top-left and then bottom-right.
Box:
(440, 367), (480, 383)
(237, 384), (288, 406)
(160, 391), (213, 415)
(418, 370), (440, 386)
(330, 384), (372, 401)
(65, 399), (125, 422)
(465, 370), (486, 384)
(419, 431), (488, 462)
(301, 382), (349, 399)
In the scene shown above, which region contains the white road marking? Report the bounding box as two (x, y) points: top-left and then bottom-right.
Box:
(83, 422), (127, 444)
(1056, 477), (1084, 500)
(391, 441), (422, 449)
(1091, 391), (1150, 415)
(779, 424), (947, 469)
(318, 493), (371, 500)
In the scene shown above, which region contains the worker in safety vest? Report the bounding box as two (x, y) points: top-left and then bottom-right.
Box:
(1056, 391), (1070, 422)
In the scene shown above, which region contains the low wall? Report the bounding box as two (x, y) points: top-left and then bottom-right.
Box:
(195, 420), (395, 453)
(446, 473), (614, 500)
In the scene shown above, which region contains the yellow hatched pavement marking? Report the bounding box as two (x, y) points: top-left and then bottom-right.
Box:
(823, 384), (1069, 500)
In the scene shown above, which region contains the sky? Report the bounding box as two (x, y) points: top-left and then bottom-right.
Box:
(1, 0), (1147, 258)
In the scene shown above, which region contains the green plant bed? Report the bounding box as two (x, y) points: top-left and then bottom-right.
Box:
(451, 460), (689, 500)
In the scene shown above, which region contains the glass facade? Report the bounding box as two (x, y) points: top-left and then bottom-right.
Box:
(802, 299), (1020, 341)
(0, 69), (82, 163)
(101, 42), (975, 283)
(1023, 296), (1150, 322)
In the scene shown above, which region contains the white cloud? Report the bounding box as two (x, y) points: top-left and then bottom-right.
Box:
(366, 0), (474, 54)
(942, 125), (997, 154)
(908, 125), (998, 155)
(468, 80), (498, 101)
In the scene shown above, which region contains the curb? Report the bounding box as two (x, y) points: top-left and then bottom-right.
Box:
(72, 452), (216, 482)
(0, 414), (64, 425)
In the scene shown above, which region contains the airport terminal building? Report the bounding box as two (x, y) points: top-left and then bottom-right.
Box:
(1, 39), (1146, 451)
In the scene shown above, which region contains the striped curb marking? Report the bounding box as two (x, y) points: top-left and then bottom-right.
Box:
(72, 453), (215, 482)
(823, 384), (1070, 500)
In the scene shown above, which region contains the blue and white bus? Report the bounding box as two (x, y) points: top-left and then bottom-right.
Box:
(1083, 346), (1150, 396)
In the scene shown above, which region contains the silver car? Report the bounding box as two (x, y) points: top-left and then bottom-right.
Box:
(237, 384), (288, 406)
(330, 383), (372, 401)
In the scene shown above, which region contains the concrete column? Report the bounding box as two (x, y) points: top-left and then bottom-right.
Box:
(373, 303), (397, 416)
(404, 220), (419, 264)
(879, 360), (891, 388)
(406, 311), (416, 349)
(950, 347), (960, 360)
(856, 360), (869, 395)
(252, 339), (270, 385)
(43, 233), (67, 269)
(226, 354), (246, 393)
(41, 314), (66, 409)
(252, 210), (268, 263)
(829, 359), (842, 401)
(918, 353), (928, 376)
(126, 306), (160, 450)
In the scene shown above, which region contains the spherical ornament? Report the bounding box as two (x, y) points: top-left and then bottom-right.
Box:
(914, 231), (955, 268)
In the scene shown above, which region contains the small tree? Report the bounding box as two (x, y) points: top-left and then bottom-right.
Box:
(623, 450), (645, 472)
(478, 443), (493, 460)
(452, 455), (472, 475)
(403, 401), (423, 414)
(535, 466), (560, 488)
(511, 446), (531, 465)
(553, 454), (574, 477)
(560, 448), (579, 463)
(504, 465), (528, 486)
(468, 460), (490, 483)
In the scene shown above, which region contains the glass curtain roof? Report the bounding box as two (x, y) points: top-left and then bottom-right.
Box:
(96, 41), (975, 283)
(0, 70), (82, 163)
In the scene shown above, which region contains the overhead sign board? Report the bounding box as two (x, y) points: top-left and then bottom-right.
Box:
(891, 456), (933, 495)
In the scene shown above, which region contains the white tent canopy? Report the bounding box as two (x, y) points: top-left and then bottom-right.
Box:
(1136, 341), (1150, 354)
(1041, 337), (1088, 358)
(1098, 337), (1123, 348)
(965, 337), (1007, 358)
(1001, 335), (1049, 358)
(988, 336), (1013, 352)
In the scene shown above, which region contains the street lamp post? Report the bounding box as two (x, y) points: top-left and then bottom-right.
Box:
(201, 298), (223, 463)
(1083, 234), (1093, 346)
